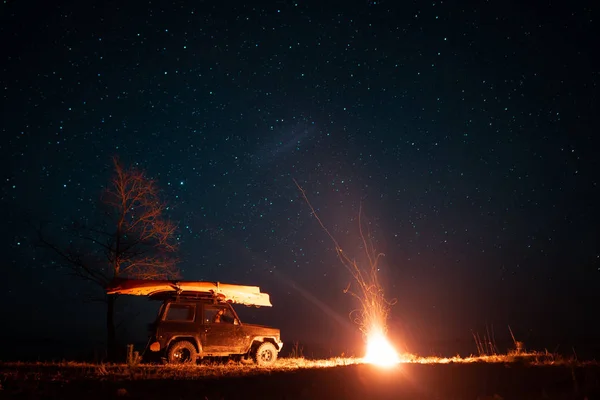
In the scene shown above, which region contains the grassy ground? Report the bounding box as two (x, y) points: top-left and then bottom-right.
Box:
(0, 357), (364, 381)
(1, 354), (598, 399)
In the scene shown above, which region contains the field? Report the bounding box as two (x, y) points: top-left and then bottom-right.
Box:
(1, 355), (599, 400)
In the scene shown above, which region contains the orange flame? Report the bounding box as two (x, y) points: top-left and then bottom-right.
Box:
(363, 329), (400, 367)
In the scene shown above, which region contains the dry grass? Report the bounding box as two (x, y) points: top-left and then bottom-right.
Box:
(1, 352), (594, 383)
(0, 357), (365, 382)
(398, 351), (597, 366)
(2, 354), (599, 400)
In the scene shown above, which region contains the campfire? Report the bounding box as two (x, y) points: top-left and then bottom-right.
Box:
(363, 328), (400, 367)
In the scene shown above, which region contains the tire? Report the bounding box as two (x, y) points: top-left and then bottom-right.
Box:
(254, 342), (278, 366)
(167, 341), (197, 364)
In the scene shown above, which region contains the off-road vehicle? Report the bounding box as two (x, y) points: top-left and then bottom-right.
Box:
(107, 279), (283, 366)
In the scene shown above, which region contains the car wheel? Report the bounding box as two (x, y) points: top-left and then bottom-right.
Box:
(167, 341), (197, 364)
(254, 342), (278, 366)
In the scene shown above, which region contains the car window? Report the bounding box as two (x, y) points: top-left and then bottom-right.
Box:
(205, 306), (236, 324)
(164, 303), (196, 322)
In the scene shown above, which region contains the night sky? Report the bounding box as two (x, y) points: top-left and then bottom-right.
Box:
(1, 0), (598, 360)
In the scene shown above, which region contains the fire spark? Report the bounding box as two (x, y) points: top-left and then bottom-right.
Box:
(293, 179), (400, 368)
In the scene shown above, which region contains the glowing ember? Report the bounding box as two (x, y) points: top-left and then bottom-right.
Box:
(363, 330), (400, 367)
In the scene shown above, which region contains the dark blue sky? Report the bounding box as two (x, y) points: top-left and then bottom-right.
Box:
(1, 0), (598, 358)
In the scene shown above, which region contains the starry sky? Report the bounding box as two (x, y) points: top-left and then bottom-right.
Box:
(1, 0), (598, 360)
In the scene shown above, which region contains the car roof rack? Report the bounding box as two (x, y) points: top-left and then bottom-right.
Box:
(150, 290), (226, 303)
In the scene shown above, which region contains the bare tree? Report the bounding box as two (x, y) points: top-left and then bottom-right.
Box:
(36, 156), (180, 360)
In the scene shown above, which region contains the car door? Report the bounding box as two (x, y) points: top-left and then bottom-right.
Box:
(202, 304), (245, 353)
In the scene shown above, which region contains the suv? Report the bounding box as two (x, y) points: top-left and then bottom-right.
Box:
(107, 279), (283, 365)
(145, 294), (283, 365)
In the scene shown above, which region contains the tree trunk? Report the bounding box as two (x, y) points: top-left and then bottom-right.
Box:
(106, 294), (117, 361)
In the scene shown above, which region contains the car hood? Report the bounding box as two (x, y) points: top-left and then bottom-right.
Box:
(241, 323), (280, 337)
